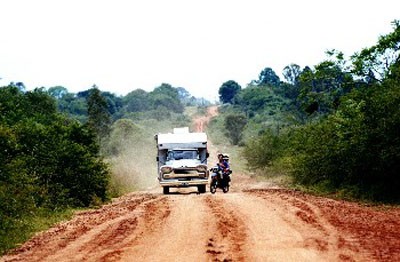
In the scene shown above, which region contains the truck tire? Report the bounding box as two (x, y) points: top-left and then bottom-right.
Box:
(163, 186), (170, 194)
(198, 185), (206, 194)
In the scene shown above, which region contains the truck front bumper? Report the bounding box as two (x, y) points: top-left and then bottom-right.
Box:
(159, 179), (209, 188)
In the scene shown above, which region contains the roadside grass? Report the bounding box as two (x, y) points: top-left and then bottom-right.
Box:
(258, 156), (293, 186)
(247, 165), (292, 187)
(1, 207), (76, 256)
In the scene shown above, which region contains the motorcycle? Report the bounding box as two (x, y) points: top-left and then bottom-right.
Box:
(209, 166), (232, 194)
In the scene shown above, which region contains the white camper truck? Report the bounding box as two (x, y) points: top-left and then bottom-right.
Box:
(155, 127), (209, 194)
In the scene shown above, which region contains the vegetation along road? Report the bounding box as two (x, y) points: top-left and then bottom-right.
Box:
(2, 107), (400, 262)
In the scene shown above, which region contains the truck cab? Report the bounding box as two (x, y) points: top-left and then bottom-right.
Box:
(155, 127), (209, 194)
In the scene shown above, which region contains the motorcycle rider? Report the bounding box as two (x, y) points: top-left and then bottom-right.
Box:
(210, 153), (231, 193)
(217, 153), (230, 179)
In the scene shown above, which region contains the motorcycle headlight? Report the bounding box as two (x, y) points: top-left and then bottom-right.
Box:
(161, 166), (173, 174)
(210, 167), (219, 173)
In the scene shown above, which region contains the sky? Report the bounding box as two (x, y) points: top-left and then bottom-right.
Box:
(0, 0), (399, 101)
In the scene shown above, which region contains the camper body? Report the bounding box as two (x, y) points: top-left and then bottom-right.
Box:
(155, 127), (209, 194)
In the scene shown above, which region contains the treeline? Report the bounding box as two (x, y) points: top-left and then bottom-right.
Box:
(218, 21), (400, 202)
(47, 83), (209, 122)
(0, 86), (110, 252)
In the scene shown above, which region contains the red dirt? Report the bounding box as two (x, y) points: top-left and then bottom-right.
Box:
(246, 188), (400, 261)
(5, 187), (399, 261)
(193, 105), (218, 132)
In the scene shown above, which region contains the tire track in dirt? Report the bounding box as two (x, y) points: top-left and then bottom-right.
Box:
(119, 194), (212, 261)
(71, 196), (170, 262)
(217, 192), (332, 261)
(245, 188), (391, 261)
(249, 189), (338, 253)
(204, 195), (247, 262)
(272, 189), (400, 261)
(1, 194), (169, 262)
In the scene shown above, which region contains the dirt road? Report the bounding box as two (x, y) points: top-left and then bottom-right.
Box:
(2, 107), (400, 261)
(3, 186), (400, 261)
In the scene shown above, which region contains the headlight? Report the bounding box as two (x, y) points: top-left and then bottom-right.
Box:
(161, 166), (173, 174)
(197, 165), (208, 178)
(196, 165), (207, 173)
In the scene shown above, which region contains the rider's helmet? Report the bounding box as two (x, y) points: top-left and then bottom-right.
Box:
(222, 154), (229, 162)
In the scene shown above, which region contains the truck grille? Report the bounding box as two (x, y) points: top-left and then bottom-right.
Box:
(163, 170), (206, 179)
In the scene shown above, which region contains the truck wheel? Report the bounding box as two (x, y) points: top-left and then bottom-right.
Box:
(163, 186), (170, 194)
(198, 185), (206, 194)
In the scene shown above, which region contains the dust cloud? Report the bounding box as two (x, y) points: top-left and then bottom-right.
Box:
(105, 119), (159, 195)
(107, 107), (219, 195)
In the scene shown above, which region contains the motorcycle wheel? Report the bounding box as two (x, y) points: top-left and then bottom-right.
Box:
(223, 185), (229, 193)
(210, 182), (217, 194)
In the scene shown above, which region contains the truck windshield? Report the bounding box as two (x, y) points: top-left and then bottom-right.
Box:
(167, 150), (199, 160)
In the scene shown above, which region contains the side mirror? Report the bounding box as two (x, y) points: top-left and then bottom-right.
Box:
(156, 156), (159, 161)
(206, 152), (210, 158)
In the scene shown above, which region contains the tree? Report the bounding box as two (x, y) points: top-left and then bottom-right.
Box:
(151, 83), (180, 100)
(0, 86), (57, 124)
(47, 86), (68, 99)
(224, 113), (247, 145)
(59, 93), (87, 121)
(105, 119), (143, 156)
(123, 89), (150, 112)
(352, 20), (400, 82)
(243, 129), (284, 169)
(218, 80), (241, 104)
(282, 64), (301, 85)
(101, 91), (123, 117)
(87, 86), (111, 139)
(234, 85), (284, 116)
(0, 85), (110, 251)
(176, 87), (191, 101)
(149, 83), (184, 113)
(297, 61), (354, 114)
(257, 67), (280, 87)
(288, 24), (400, 201)
(0, 85), (26, 124)
(25, 88), (58, 117)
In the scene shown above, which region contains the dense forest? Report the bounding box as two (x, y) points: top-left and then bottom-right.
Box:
(1, 20), (399, 253)
(215, 20), (400, 202)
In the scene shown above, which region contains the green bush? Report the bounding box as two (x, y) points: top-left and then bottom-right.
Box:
(224, 113), (247, 145)
(289, 73), (400, 201)
(243, 129), (284, 170)
(0, 86), (110, 253)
